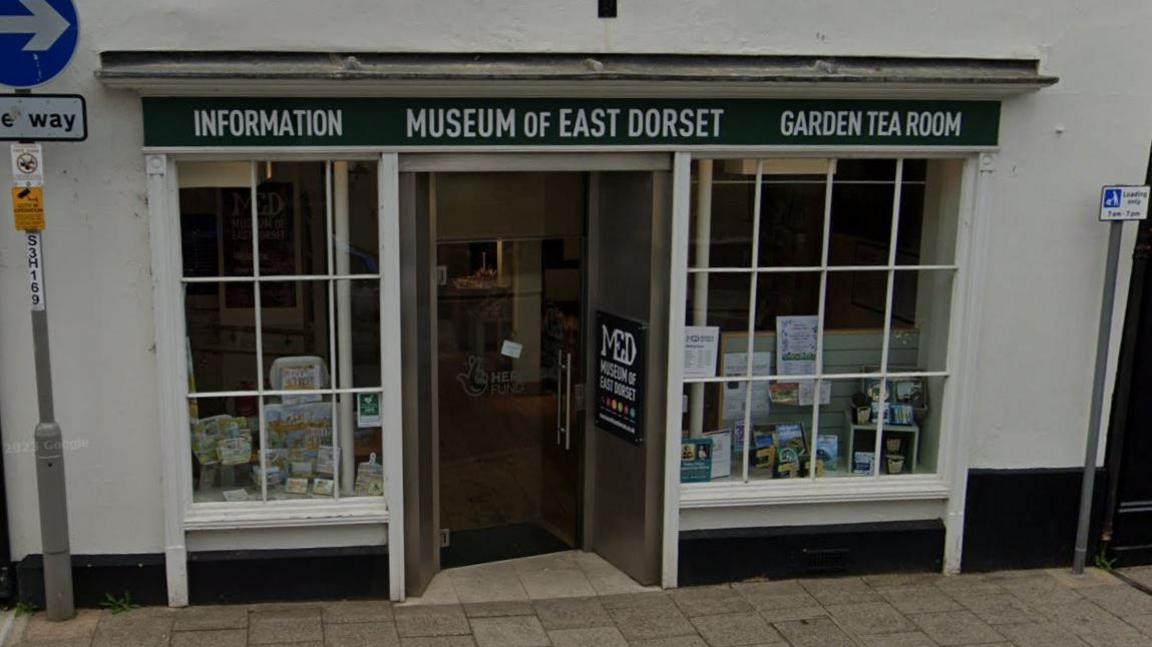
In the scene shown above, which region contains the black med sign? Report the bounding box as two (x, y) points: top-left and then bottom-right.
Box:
(596, 311), (647, 444)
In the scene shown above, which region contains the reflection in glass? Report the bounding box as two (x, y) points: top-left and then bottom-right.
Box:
(821, 270), (887, 374)
(184, 283), (258, 394)
(689, 159), (756, 269)
(685, 272), (752, 333)
(889, 270), (955, 374)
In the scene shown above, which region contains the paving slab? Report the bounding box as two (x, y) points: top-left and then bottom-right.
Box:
(689, 611), (782, 646)
(247, 611), (323, 645)
(731, 580), (820, 611)
(547, 626), (628, 647)
(857, 630), (941, 646)
(169, 628), (247, 647)
(877, 584), (963, 614)
(92, 608), (176, 647)
(172, 605), (249, 631)
(670, 585), (754, 617)
(1078, 584), (1152, 617)
(772, 616), (856, 647)
(532, 596), (612, 629)
(800, 576), (882, 605)
(462, 600), (534, 618)
(323, 620), (401, 646)
(393, 604), (471, 638)
(398, 637), (477, 647)
(824, 601), (917, 635)
(608, 602), (697, 641)
(20, 609), (101, 643)
(995, 621), (1091, 646)
(948, 591), (1046, 625)
(910, 609), (1005, 646)
(321, 599), (394, 624)
(469, 615), (550, 647)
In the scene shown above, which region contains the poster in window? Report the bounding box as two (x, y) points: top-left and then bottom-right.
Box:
(220, 182), (296, 308)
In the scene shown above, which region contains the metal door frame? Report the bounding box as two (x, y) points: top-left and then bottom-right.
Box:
(398, 152), (673, 596)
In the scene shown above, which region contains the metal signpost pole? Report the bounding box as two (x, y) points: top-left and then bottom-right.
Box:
(1073, 185), (1150, 575)
(1072, 220), (1123, 575)
(27, 227), (74, 619)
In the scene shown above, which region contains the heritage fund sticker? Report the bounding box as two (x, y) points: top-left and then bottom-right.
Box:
(357, 393), (382, 428)
(501, 339), (523, 359)
(284, 477), (309, 495)
(222, 489), (251, 502)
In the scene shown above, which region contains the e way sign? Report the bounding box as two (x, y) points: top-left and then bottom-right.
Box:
(0, 0), (78, 88)
(0, 94), (85, 141)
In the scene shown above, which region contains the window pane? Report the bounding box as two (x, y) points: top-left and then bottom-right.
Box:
(179, 161), (251, 279)
(815, 378), (870, 479)
(333, 160), (380, 274)
(333, 280), (381, 389)
(260, 280), (332, 385)
(828, 159), (897, 266)
(756, 169), (827, 268)
(751, 272), (821, 379)
(190, 396), (260, 503)
(349, 391), (386, 497)
(689, 159), (756, 269)
(880, 375), (945, 476)
(888, 270), (954, 373)
(256, 161), (328, 277)
(745, 396), (815, 482)
(185, 283), (258, 393)
(263, 395), (337, 500)
(684, 272), (752, 334)
(680, 382), (742, 484)
(822, 270), (888, 375)
(897, 159), (961, 266)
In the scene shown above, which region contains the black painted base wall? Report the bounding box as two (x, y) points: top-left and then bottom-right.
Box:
(678, 520), (944, 585)
(17, 546), (389, 607)
(189, 547), (388, 604)
(18, 554), (167, 608)
(962, 468), (1106, 572)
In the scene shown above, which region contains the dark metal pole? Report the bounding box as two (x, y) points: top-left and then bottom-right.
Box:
(1073, 221), (1125, 574)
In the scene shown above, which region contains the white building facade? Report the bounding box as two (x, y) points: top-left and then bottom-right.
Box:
(0, 1), (1150, 606)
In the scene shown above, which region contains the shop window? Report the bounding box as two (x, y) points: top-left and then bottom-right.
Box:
(178, 160), (384, 503)
(681, 158), (960, 485)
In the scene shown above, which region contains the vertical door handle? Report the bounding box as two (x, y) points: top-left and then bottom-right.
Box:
(556, 349), (563, 446)
(564, 351), (572, 450)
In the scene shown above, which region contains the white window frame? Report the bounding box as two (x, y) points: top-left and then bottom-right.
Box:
(661, 149), (997, 586)
(146, 152), (406, 605)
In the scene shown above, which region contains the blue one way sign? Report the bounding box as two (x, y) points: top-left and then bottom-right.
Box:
(0, 0), (78, 88)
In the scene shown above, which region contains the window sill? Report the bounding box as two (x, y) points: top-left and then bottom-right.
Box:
(679, 475), (949, 509)
(184, 497), (388, 531)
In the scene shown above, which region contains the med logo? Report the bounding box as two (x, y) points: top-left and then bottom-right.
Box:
(601, 325), (638, 366)
(0, 0), (79, 88)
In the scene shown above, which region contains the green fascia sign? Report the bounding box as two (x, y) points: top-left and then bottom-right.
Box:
(142, 97), (1000, 148)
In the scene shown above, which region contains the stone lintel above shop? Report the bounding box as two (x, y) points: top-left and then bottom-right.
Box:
(96, 52), (1058, 98)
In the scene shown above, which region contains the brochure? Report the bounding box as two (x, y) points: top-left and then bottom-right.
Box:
(680, 438), (713, 483)
(702, 428), (732, 480)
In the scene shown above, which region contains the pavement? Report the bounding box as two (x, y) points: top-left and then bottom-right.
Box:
(9, 562), (1152, 646)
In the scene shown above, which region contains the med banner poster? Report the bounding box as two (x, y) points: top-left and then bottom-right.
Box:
(595, 311), (647, 445)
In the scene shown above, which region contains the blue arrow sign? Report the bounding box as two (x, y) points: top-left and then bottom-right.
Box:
(0, 0), (78, 88)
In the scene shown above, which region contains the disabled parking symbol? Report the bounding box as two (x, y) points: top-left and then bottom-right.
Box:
(1103, 188), (1123, 208)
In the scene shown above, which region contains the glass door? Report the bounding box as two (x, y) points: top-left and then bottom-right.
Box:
(431, 172), (584, 567)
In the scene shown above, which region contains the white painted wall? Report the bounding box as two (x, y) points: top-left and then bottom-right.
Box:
(0, 1), (1150, 560)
